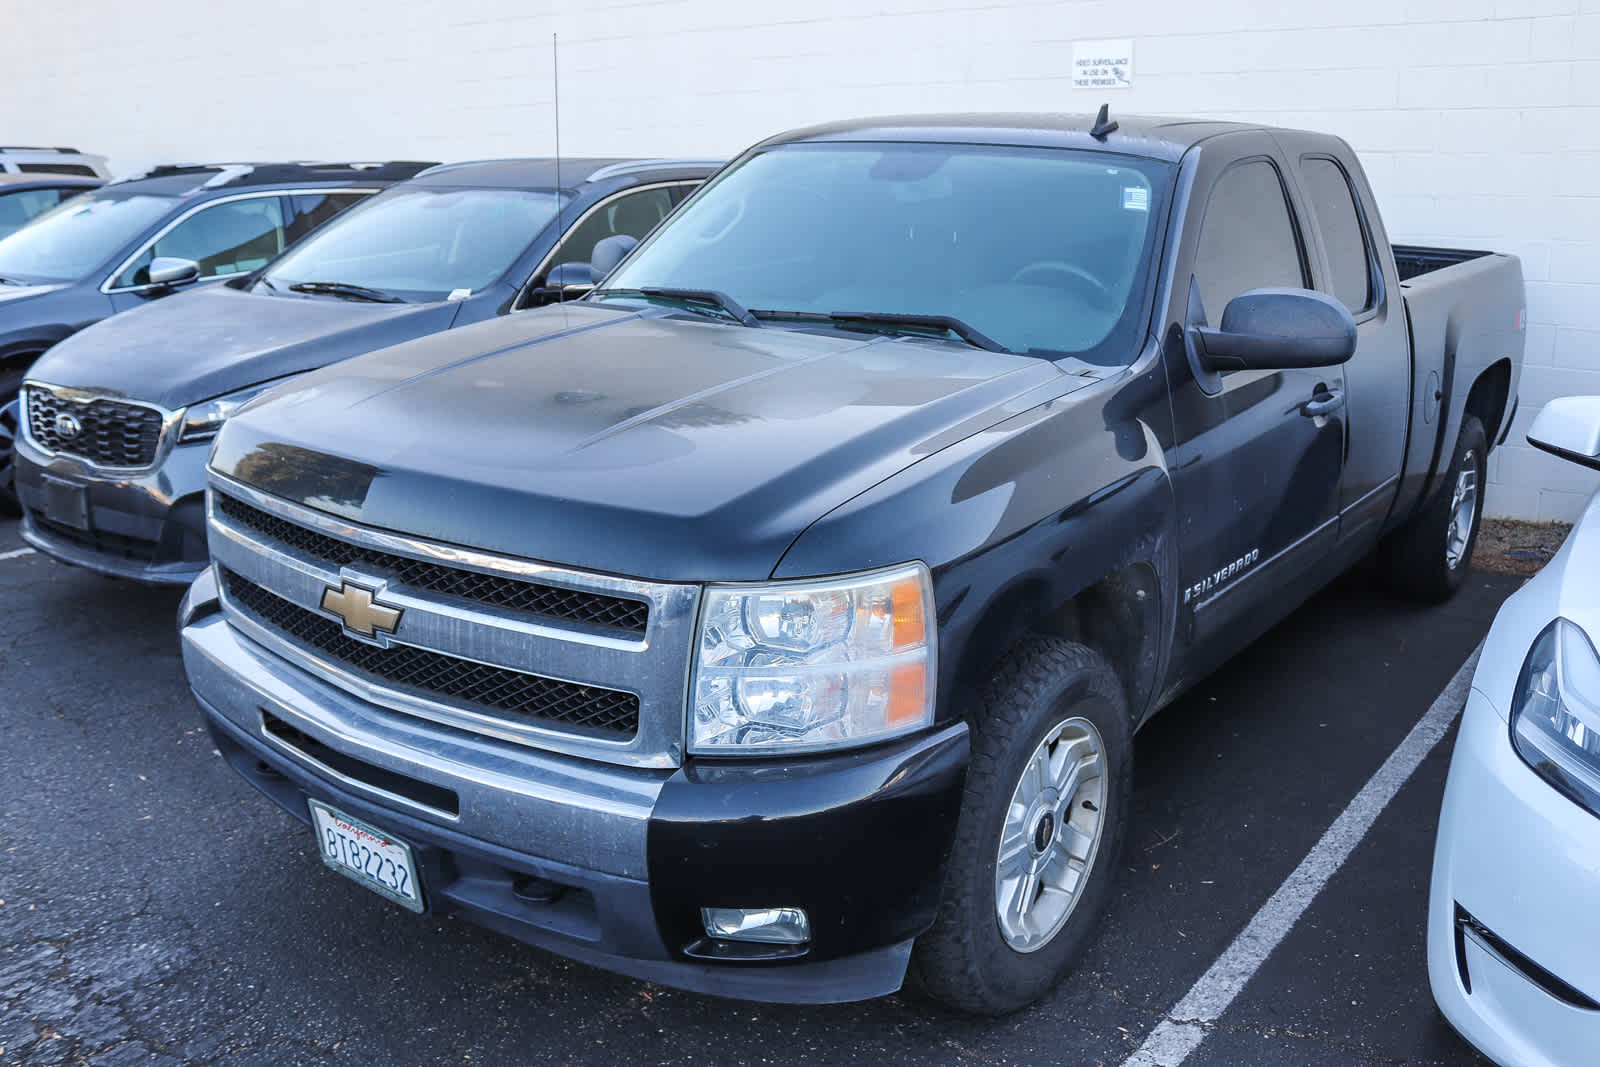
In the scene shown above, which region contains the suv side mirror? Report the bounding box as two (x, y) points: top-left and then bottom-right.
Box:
(589, 234), (638, 282)
(547, 261), (595, 292)
(527, 261), (597, 307)
(1189, 288), (1357, 372)
(147, 257), (200, 287)
(1528, 397), (1600, 472)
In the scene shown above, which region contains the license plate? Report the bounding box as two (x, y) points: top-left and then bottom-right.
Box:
(308, 800), (424, 913)
(41, 476), (91, 531)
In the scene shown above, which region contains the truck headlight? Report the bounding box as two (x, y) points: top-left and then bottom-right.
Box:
(178, 380), (285, 442)
(690, 562), (936, 754)
(1511, 618), (1600, 817)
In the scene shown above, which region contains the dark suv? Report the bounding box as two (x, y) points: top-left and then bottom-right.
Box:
(15, 157), (719, 581)
(0, 160), (434, 507)
(0, 173), (103, 239)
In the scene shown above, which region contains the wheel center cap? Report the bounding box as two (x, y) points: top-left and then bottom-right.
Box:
(1034, 811), (1056, 853)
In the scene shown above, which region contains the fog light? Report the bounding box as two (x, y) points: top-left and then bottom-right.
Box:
(700, 906), (811, 945)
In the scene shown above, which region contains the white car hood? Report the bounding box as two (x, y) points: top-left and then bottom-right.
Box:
(1471, 489), (1600, 718)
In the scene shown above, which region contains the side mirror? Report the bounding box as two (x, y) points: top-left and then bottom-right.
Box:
(1528, 397), (1600, 472)
(527, 262), (596, 307)
(547, 261), (596, 292)
(1189, 288), (1356, 372)
(147, 257), (200, 287)
(589, 234), (639, 281)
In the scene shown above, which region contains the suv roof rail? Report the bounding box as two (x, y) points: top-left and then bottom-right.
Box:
(111, 160), (439, 189)
(582, 158), (725, 182)
(0, 145), (82, 153)
(411, 157), (551, 178)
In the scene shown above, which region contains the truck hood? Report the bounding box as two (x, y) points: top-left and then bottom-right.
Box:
(26, 283), (459, 411)
(212, 304), (1084, 582)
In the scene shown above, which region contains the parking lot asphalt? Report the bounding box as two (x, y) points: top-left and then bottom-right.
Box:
(0, 513), (1516, 1066)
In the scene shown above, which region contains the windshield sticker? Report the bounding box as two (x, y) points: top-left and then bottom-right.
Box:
(1123, 187), (1149, 212)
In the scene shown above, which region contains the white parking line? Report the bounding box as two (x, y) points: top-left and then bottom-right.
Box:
(0, 546), (36, 561)
(1123, 644), (1482, 1067)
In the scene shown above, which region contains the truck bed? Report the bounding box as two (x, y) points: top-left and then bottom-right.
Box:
(1392, 244), (1496, 283)
(1391, 247), (1524, 522)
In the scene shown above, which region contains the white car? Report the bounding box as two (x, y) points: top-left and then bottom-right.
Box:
(1429, 396), (1600, 1066)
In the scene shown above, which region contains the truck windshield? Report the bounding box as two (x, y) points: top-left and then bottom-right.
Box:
(599, 142), (1174, 363)
(261, 186), (568, 303)
(0, 192), (174, 284)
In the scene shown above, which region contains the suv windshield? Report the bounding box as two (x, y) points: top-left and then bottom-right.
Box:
(0, 192), (174, 284)
(601, 143), (1174, 363)
(261, 186), (568, 303)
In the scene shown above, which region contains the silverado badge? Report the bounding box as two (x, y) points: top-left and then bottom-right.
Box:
(321, 580), (402, 642)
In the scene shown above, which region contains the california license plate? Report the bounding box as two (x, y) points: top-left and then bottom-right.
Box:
(308, 800), (424, 913)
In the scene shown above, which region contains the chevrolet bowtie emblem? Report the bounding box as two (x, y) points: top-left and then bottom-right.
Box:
(321, 580), (402, 640)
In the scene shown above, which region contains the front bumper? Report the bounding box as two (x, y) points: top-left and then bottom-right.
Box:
(15, 435), (210, 585)
(1428, 686), (1600, 1066)
(182, 580), (968, 1003)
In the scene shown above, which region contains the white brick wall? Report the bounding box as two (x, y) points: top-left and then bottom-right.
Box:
(4, 0), (1598, 518)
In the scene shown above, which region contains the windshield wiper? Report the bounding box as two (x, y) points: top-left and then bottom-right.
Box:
(760, 309), (1008, 352)
(594, 286), (758, 327)
(287, 281), (404, 304)
(0, 274), (31, 286)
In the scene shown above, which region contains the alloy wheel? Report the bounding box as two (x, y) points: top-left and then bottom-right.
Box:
(1445, 449), (1479, 570)
(994, 716), (1107, 952)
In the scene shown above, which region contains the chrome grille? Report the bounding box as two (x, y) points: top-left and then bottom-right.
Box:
(24, 385), (165, 468)
(214, 493), (648, 633)
(223, 569), (641, 736)
(206, 476), (701, 768)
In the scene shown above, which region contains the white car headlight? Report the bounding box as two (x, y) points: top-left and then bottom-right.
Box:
(690, 562), (936, 755)
(178, 380), (285, 442)
(1510, 618), (1600, 817)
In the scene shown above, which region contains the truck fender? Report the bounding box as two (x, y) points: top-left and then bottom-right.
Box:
(939, 476), (1171, 735)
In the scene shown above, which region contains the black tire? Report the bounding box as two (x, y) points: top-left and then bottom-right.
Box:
(908, 635), (1131, 1015)
(1378, 414), (1487, 602)
(0, 368), (24, 516)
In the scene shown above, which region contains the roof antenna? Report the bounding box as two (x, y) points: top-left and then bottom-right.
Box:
(1090, 103), (1119, 140)
(552, 33), (564, 252)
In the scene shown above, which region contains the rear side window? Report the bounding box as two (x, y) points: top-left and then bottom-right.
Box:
(549, 186), (678, 271)
(1192, 160), (1306, 322)
(114, 195), (288, 288)
(1299, 157), (1375, 313)
(17, 163), (98, 177)
(0, 187), (75, 237)
(285, 191), (370, 244)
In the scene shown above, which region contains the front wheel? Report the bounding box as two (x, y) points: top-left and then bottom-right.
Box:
(909, 636), (1131, 1015)
(0, 370), (24, 515)
(1378, 414), (1487, 602)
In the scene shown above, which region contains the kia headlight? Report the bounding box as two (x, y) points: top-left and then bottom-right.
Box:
(178, 380), (285, 442)
(690, 562), (936, 754)
(1511, 618), (1600, 817)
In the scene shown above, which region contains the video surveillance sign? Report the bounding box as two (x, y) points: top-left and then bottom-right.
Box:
(1073, 39), (1133, 89)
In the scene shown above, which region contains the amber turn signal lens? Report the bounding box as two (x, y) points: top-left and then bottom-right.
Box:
(887, 662), (927, 726)
(891, 577), (926, 650)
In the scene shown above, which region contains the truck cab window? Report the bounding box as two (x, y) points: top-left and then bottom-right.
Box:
(1300, 157), (1375, 313)
(1192, 160), (1306, 321)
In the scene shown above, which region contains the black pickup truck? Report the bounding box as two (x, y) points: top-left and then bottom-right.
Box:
(178, 113), (1524, 1014)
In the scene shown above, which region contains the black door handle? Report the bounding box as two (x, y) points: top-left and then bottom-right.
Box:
(1301, 388), (1345, 418)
